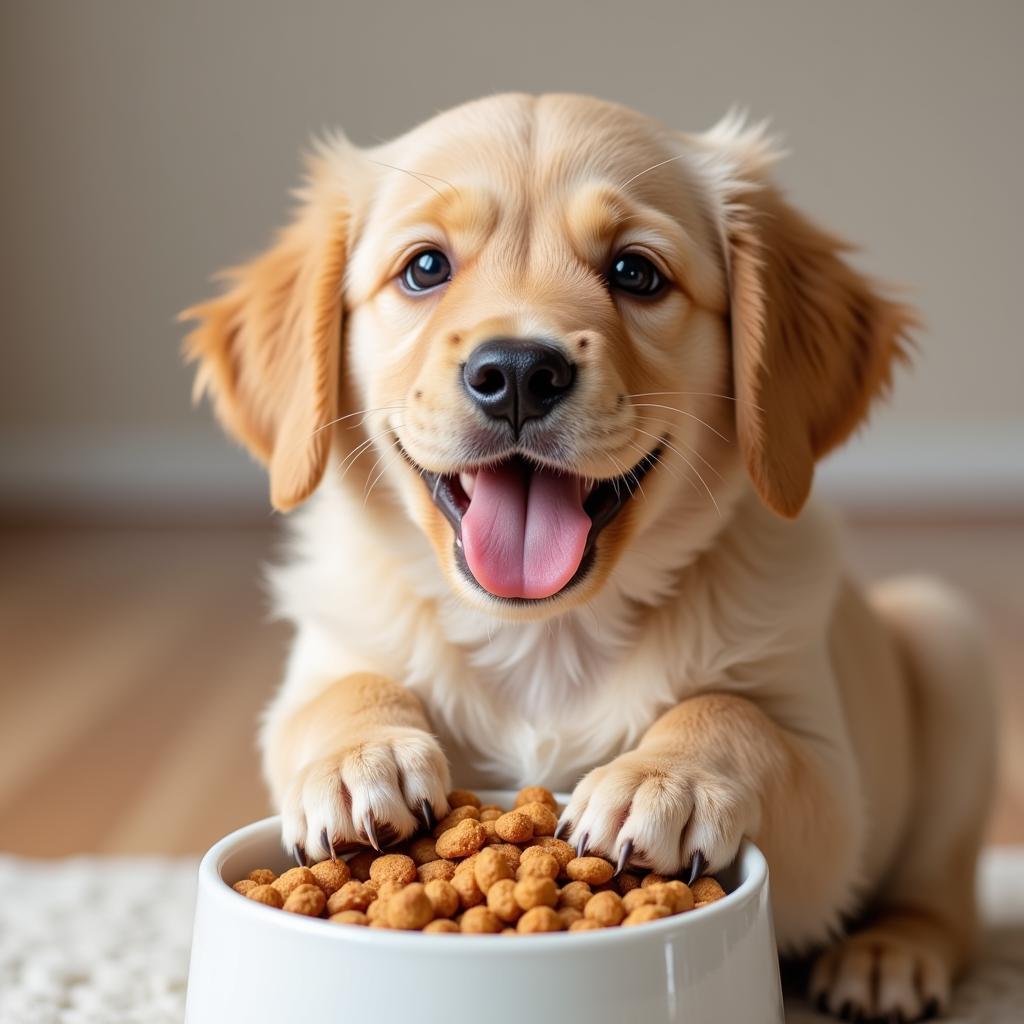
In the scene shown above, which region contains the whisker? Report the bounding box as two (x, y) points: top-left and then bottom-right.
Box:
(337, 423), (402, 486)
(607, 450), (645, 502)
(624, 440), (684, 487)
(362, 447), (394, 506)
(633, 427), (721, 518)
(630, 403), (730, 443)
(619, 153), (689, 190)
(631, 415), (724, 481)
(626, 391), (763, 413)
(370, 160), (447, 199)
(311, 404), (406, 438)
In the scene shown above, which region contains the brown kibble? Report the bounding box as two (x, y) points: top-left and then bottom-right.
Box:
(417, 859), (456, 883)
(641, 873), (669, 889)
(490, 844), (522, 872)
(529, 837), (575, 871)
(366, 896), (389, 923)
(565, 856), (615, 885)
(494, 811), (534, 843)
(246, 884), (284, 909)
(515, 801), (558, 836)
(272, 866), (317, 899)
(375, 880), (406, 901)
(447, 789), (482, 809)
(474, 846), (513, 893)
(622, 904), (672, 926)
(227, 785), (725, 936)
(558, 880), (593, 912)
(460, 906), (503, 933)
(310, 859), (351, 896)
(584, 890), (625, 927)
(329, 910), (368, 926)
(453, 852), (478, 877)
(423, 918), (460, 934)
(386, 883), (434, 930)
(451, 867), (485, 909)
(435, 819), (487, 859)
(423, 878), (460, 919)
(369, 854), (417, 887)
(650, 880), (694, 914)
(513, 875), (558, 910)
(622, 888), (659, 914)
(406, 836), (439, 866)
(691, 876), (727, 906)
(283, 883), (326, 916)
(515, 786), (557, 812)
(616, 872), (643, 895)
(517, 851), (559, 881)
(348, 850), (379, 881)
(486, 878), (523, 923)
(517, 906), (562, 933)
(327, 880), (377, 915)
(557, 906), (583, 928)
(433, 805), (480, 836)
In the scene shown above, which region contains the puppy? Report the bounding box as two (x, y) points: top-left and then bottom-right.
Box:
(183, 94), (995, 1020)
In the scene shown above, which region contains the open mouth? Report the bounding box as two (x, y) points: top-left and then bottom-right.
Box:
(418, 445), (664, 603)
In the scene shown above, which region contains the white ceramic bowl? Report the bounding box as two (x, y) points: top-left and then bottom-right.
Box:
(185, 793), (783, 1024)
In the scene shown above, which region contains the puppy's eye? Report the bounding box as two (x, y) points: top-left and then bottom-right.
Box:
(401, 249), (451, 292)
(607, 252), (665, 297)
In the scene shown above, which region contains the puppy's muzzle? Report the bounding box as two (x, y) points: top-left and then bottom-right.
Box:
(462, 338), (576, 437)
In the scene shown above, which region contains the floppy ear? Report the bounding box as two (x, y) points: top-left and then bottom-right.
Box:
(692, 117), (917, 518)
(180, 161), (349, 512)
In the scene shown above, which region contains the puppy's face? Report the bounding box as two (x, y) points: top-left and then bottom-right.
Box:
(184, 94), (913, 619)
(345, 96), (731, 614)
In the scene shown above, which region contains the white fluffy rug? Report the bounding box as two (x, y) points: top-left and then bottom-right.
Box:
(1, 850), (1021, 1023)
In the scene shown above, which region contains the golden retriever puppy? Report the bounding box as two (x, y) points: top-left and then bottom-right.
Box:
(183, 94), (994, 1020)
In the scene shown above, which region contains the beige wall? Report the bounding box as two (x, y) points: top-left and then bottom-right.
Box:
(2, 0), (1021, 515)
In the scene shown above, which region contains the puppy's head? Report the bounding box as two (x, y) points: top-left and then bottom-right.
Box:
(183, 95), (913, 617)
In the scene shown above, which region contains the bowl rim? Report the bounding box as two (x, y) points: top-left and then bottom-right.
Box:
(198, 811), (769, 953)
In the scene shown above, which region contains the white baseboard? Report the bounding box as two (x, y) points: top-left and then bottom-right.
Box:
(815, 421), (1024, 517)
(2, 422), (1022, 521)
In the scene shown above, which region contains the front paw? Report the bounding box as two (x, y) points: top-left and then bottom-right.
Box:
(560, 748), (756, 876)
(280, 726), (451, 863)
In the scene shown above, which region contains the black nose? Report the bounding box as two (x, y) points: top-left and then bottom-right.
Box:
(463, 339), (576, 433)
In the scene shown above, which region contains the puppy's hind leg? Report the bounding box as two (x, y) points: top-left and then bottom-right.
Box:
(811, 577), (997, 1021)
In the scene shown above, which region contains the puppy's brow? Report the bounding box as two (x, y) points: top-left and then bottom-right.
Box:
(370, 160), (461, 199)
(619, 153), (689, 191)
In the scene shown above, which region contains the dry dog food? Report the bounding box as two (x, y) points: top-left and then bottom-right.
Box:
(230, 786), (727, 934)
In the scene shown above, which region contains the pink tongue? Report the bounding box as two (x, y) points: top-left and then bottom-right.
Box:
(461, 463), (591, 600)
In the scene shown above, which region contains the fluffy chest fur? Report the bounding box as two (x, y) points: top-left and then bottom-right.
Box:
(270, 472), (841, 790)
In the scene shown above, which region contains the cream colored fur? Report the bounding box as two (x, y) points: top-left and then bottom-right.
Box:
(183, 94), (995, 1021)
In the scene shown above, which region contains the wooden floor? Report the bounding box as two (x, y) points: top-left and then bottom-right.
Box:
(0, 520), (1021, 857)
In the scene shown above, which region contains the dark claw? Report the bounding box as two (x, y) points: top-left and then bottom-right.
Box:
(921, 998), (941, 1021)
(575, 831), (590, 857)
(554, 815), (571, 840)
(838, 1001), (854, 1022)
(686, 850), (708, 885)
(293, 843), (307, 867)
(615, 839), (634, 876)
(364, 814), (382, 852)
(320, 827), (337, 862)
(420, 799), (436, 832)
